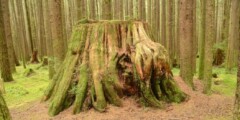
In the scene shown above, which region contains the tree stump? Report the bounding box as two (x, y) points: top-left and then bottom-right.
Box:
(30, 49), (40, 64)
(213, 48), (225, 66)
(43, 20), (187, 116)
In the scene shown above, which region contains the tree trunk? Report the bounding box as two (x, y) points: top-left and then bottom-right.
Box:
(226, 0), (239, 71)
(221, 0), (230, 43)
(234, 39), (240, 120)
(203, 0), (215, 94)
(42, 21), (187, 116)
(192, 0), (197, 73)
(0, 0), (16, 73)
(49, 0), (65, 73)
(102, 0), (112, 20)
(15, 0), (27, 69)
(160, 0), (166, 46)
(0, 0), (14, 82)
(0, 92), (11, 120)
(233, 12), (240, 119)
(179, 0), (194, 89)
(24, 0), (34, 54)
(198, 0), (206, 80)
(43, 0), (54, 79)
(30, 49), (39, 63)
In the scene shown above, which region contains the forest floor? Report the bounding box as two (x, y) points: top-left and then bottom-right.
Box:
(4, 64), (237, 120)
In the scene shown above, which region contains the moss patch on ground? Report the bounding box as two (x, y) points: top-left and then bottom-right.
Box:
(3, 64), (49, 108)
(211, 67), (237, 96)
(172, 65), (237, 96)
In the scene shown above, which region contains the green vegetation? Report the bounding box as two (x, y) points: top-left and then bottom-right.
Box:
(212, 67), (237, 96)
(3, 64), (49, 108)
(173, 62), (237, 96)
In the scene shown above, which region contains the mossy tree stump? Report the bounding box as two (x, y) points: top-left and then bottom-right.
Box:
(43, 20), (187, 116)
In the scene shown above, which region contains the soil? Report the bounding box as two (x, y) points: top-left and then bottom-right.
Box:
(10, 77), (234, 120)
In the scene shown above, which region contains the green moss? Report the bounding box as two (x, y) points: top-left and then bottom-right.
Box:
(48, 54), (79, 116)
(102, 70), (122, 107)
(172, 68), (180, 76)
(73, 64), (89, 114)
(68, 27), (83, 52)
(139, 80), (164, 108)
(211, 67), (237, 96)
(161, 77), (187, 103)
(3, 64), (49, 108)
(23, 68), (35, 77)
(173, 59), (237, 96)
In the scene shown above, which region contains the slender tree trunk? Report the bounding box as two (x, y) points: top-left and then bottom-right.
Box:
(222, 0), (230, 42)
(175, 0), (180, 67)
(24, 0), (34, 53)
(43, 0), (54, 79)
(234, 40), (240, 119)
(76, 0), (82, 20)
(49, 0), (65, 72)
(203, 0), (215, 94)
(179, 0), (194, 89)
(15, 0), (27, 69)
(199, 0), (206, 80)
(233, 4), (240, 117)
(226, 0), (239, 71)
(192, 0), (197, 73)
(102, 0), (112, 20)
(161, 0), (166, 46)
(9, 0), (20, 66)
(38, 0), (46, 59)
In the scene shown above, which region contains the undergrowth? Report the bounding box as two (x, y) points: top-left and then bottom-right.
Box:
(172, 64), (237, 96)
(3, 64), (49, 108)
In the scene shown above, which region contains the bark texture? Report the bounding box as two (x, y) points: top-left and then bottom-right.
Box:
(203, 0), (215, 94)
(179, 0), (194, 89)
(0, 78), (4, 93)
(226, 0), (239, 71)
(233, 0), (240, 119)
(0, 0), (14, 82)
(43, 21), (187, 116)
(0, 92), (11, 120)
(49, 0), (65, 72)
(0, 0), (16, 72)
(234, 41), (240, 120)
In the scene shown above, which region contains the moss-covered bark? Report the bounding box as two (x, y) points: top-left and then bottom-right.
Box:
(0, 78), (5, 93)
(233, 30), (240, 120)
(43, 20), (187, 116)
(0, 92), (11, 120)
